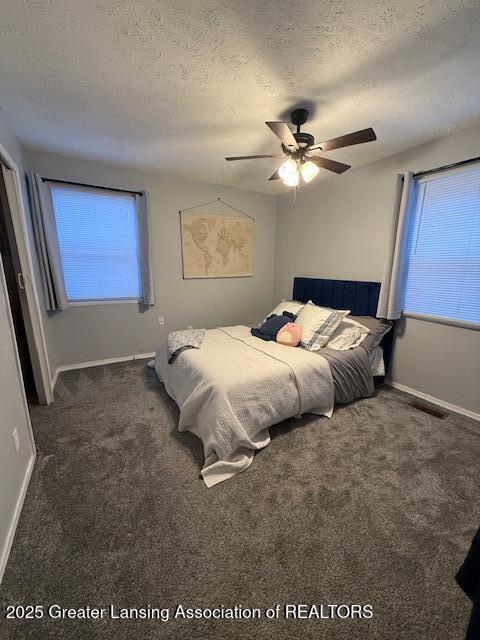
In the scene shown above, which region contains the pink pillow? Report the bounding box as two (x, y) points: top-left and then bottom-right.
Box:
(276, 323), (302, 347)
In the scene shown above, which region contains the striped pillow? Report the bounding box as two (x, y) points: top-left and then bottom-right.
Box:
(296, 302), (350, 351)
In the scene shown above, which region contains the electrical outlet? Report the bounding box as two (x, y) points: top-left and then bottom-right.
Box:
(187, 325), (193, 330)
(12, 428), (20, 453)
(158, 316), (165, 326)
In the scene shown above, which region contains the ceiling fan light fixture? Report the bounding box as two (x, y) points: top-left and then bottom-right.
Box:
(278, 158), (298, 181)
(225, 110), (376, 186)
(300, 160), (320, 183)
(282, 171), (299, 187)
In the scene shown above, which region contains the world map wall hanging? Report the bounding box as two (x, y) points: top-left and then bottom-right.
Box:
(180, 210), (253, 279)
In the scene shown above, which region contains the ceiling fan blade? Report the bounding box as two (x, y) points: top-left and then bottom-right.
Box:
(307, 156), (351, 174)
(309, 127), (377, 152)
(226, 154), (284, 161)
(268, 169), (281, 181)
(265, 122), (299, 150)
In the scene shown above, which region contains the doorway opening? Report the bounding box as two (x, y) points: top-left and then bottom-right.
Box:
(0, 167), (37, 403)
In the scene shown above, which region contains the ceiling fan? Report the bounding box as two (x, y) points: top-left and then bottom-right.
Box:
(226, 108), (376, 186)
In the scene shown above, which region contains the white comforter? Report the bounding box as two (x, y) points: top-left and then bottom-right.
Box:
(155, 325), (334, 487)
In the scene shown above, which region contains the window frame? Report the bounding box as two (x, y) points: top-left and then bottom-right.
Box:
(401, 163), (480, 331)
(403, 311), (480, 331)
(48, 181), (143, 305)
(69, 298), (141, 307)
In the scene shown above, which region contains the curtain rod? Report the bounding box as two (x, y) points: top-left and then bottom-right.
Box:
(41, 177), (143, 196)
(413, 155), (480, 179)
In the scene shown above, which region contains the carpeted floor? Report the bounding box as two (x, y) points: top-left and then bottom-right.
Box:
(1, 360), (479, 639)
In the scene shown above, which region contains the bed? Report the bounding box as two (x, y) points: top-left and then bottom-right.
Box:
(153, 277), (393, 487)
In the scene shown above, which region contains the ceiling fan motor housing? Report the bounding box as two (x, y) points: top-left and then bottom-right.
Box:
(282, 132), (314, 154)
(293, 131), (314, 149)
(289, 109), (314, 149)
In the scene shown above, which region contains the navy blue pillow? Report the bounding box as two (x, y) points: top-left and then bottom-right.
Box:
(251, 311), (296, 341)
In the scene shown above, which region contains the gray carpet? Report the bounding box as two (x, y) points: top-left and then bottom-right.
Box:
(1, 360), (479, 640)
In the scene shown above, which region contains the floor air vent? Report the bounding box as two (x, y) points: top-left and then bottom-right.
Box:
(411, 402), (447, 419)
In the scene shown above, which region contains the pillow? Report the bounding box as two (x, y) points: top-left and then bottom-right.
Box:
(251, 312), (295, 342)
(327, 317), (371, 350)
(295, 302), (350, 351)
(261, 300), (305, 324)
(276, 323), (302, 347)
(349, 316), (393, 354)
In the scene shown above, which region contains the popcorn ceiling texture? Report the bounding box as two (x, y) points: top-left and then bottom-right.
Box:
(0, 0), (479, 192)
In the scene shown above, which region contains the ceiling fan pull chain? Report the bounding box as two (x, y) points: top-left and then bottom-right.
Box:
(293, 182), (300, 210)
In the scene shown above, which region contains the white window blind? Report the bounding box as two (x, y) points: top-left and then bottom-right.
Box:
(50, 183), (142, 302)
(402, 163), (480, 325)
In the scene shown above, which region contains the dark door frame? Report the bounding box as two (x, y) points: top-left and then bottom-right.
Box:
(0, 170), (36, 400)
(0, 143), (52, 405)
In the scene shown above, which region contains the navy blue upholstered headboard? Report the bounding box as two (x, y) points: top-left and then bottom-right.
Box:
(292, 277), (393, 376)
(293, 277), (381, 316)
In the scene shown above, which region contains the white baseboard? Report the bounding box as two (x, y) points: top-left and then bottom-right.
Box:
(385, 379), (480, 422)
(0, 453), (35, 583)
(52, 352), (156, 390)
(50, 367), (60, 392)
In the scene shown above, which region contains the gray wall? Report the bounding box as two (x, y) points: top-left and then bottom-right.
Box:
(24, 149), (277, 368)
(0, 109), (35, 577)
(275, 122), (480, 415)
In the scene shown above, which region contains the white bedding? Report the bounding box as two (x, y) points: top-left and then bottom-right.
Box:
(155, 325), (334, 487)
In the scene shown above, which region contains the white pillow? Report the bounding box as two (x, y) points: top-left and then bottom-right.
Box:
(296, 302), (350, 351)
(326, 317), (370, 351)
(262, 300), (305, 324)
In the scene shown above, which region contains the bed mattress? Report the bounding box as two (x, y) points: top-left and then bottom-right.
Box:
(320, 344), (375, 404)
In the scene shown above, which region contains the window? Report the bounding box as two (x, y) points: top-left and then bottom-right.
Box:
(402, 163), (480, 326)
(50, 183), (142, 302)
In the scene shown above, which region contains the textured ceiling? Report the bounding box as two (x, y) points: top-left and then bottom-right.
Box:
(1, 1), (479, 193)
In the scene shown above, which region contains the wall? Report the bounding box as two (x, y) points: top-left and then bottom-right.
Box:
(0, 109), (35, 580)
(24, 149), (276, 369)
(275, 122), (480, 416)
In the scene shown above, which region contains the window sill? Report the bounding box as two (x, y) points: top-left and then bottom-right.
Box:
(403, 312), (480, 331)
(69, 299), (141, 307)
